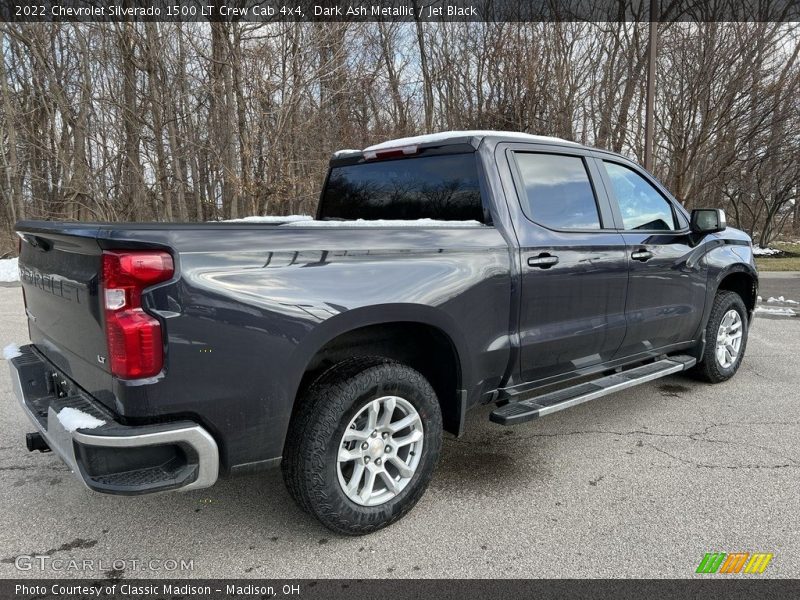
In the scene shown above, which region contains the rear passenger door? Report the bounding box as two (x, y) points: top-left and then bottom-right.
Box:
(504, 147), (629, 384)
(596, 158), (706, 358)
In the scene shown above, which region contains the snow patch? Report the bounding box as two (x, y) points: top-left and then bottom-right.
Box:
(755, 306), (796, 317)
(2, 343), (21, 360)
(282, 218), (484, 228)
(223, 215), (313, 224)
(57, 407), (106, 432)
(767, 296), (799, 304)
(752, 246), (781, 256)
(363, 130), (577, 152)
(0, 257), (19, 282)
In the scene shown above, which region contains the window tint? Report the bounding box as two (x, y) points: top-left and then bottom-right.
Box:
(604, 162), (676, 231)
(319, 153), (485, 222)
(514, 153), (600, 230)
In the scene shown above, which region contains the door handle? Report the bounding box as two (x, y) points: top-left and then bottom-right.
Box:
(631, 249), (654, 262)
(527, 253), (559, 269)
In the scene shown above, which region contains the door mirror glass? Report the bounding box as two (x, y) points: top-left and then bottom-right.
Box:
(690, 209), (726, 233)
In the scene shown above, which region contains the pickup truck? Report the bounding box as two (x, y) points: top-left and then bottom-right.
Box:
(9, 131), (757, 535)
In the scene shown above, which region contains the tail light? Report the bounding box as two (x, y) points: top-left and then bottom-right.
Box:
(102, 250), (174, 379)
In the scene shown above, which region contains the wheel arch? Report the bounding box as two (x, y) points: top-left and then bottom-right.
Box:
(714, 265), (758, 320)
(689, 263), (757, 362)
(286, 304), (472, 440)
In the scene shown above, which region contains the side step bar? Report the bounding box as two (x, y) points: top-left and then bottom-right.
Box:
(490, 355), (697, 426)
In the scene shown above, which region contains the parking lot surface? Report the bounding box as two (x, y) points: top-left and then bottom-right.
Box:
(1, 283), (798, 579)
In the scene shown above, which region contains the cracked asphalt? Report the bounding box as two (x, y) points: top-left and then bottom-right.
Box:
(0, 283), (798, 579)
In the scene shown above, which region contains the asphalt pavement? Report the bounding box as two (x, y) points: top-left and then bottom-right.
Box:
(0, 280), (798, 579)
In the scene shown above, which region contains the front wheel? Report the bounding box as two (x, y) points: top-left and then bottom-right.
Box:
(694, 290), (749, 383)
(281, 357), (442, 535)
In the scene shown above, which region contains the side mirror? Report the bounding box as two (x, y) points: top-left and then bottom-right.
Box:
(690, 208), (726, 234)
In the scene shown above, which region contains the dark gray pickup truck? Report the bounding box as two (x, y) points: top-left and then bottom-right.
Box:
(9, 131), (757, 534)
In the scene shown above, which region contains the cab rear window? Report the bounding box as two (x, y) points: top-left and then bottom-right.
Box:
(319, 153), (486, 222)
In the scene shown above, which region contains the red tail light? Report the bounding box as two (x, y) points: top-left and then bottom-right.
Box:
(102, 250), (174, 379)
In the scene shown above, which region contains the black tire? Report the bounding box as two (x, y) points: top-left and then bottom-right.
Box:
(281, 357), (386, 515)
(693, 290), (749, 383)
(281, 357), (442, 535)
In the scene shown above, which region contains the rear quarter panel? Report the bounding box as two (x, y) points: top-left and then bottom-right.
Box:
(101, 225), (512, 469)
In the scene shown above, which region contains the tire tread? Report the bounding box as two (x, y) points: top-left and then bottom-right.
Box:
(282, 357), (442, 535)
(693, 290), (749, 383)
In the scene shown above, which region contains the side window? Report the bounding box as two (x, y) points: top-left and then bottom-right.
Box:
(604, 162), (677, 231)
(514, 153), (601, 230)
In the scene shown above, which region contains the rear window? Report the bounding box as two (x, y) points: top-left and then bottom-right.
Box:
(319, 153), (486, 222)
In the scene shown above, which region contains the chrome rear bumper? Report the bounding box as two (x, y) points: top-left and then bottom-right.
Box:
(9, 345), (218, 495)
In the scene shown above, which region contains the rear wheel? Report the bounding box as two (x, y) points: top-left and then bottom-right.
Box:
(694, 290), (749, 383)
(281, 357), (442, 535)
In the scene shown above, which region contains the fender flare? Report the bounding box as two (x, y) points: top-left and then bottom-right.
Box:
(691, 261), (758, 358)
(285, 302), (472, 410)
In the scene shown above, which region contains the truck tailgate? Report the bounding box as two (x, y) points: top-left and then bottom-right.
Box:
(16, 225), (113, 398)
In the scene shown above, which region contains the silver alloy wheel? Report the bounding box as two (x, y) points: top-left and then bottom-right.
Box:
(337, 396), (424, 507)
(715, 309), (743, 369)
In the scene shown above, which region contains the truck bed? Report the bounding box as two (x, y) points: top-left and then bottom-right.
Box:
(15, 218), (512, 469)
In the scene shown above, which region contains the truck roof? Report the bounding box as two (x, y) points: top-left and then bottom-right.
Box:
(333, 130), (581, 159)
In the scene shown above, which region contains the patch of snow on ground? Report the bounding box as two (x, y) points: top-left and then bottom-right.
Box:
(752, 246), (782, 256)
(755, 306), (797, 317)
(57, 407), (106, 432)
(223, 215), (313, 223)
(2, 343), (21, 360)
(283, 218), (484, 228)
(767, 296), (799, 304)
(0, 257), (19, 282)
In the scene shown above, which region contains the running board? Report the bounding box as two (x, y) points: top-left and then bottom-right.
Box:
(490, 355), (697, 426)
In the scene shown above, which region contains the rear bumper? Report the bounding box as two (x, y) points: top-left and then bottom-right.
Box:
(9, 345), (218, 495)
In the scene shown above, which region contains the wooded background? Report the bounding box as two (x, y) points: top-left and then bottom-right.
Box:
(0, 21), (798, 256)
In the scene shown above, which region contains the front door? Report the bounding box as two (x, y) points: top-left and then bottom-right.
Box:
(597, 159), (707, 358)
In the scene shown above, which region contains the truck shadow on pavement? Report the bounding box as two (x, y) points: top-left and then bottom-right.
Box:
(0, 373), (708, 558)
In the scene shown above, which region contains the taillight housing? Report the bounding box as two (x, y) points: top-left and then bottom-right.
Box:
(102, 250), (174, 379)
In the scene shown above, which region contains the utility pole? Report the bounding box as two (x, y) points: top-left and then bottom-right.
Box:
(644, 0), (658, 171)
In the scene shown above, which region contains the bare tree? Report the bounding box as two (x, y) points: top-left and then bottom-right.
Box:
(0, 21), (797, 255)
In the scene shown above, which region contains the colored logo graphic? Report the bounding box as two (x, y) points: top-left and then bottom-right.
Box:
(696, 552), (773, 574)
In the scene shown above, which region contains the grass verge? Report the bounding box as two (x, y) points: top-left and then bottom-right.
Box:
(755, 242), (800, 272)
